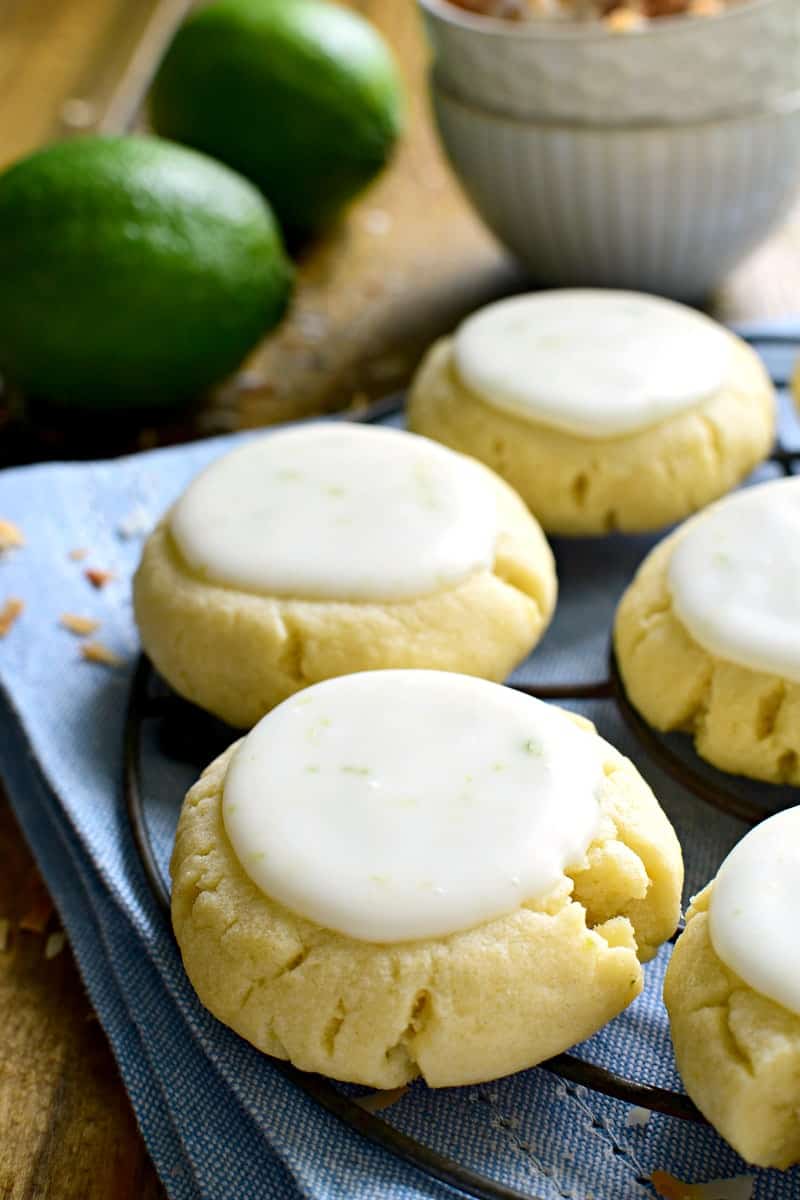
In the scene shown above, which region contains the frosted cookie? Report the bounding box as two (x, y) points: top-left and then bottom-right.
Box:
(133, 423), (556, 728)
(614, 476), (800, 784)
(408, 290), (775, 536)
(664, 808), (800, 1168)
(171, 670), (683, 1088)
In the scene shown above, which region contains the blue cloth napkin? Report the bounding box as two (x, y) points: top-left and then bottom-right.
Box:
(2, 322), (800, 1200)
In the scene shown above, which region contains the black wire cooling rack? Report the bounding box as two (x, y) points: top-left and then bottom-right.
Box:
(123, 333), (800, 1200)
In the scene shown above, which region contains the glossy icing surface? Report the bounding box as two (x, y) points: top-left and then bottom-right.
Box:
(170, 424), (498, 601)
(454, 290), (730, 439)
(223, 671), (606, 942)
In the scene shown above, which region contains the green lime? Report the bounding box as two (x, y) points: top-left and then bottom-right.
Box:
(149, 0), (404, 237)
(0, 135), (293, 409)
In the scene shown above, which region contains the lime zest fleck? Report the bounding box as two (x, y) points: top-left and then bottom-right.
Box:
(413, 462), (440, 510)
(341, 765), (370, 775)
(306, 715), (332, 744)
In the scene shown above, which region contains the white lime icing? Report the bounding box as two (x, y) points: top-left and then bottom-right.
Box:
(223, 671), (606, 943)
(709, 807), (800, 1017)
(169, 424), (498, 601)
(668, 477), (800, 683)
(453, 290), (730, 439)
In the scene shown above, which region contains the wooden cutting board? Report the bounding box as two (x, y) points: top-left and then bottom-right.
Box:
(1, 0), (799, 456)
(1, 3), (800, 1199)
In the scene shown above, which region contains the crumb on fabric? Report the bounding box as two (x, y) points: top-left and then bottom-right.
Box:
(625, 1105), (651, 1128)
(0, 520), (24, 553)
(68, 547), (89, 561)
(60, 614), (101, 637)
(85, 568), (114, 589)
(44, 931), (66, 960)
(652, 1173), (696, 1200)
(0, 598), (24, 637)
(80, 640), (125, 668)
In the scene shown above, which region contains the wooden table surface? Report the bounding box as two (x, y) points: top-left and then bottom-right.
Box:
(2, 1), (800, 1196)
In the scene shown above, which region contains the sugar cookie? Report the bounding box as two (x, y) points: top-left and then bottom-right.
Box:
(665, 808), (800, 1168)
(171, 671), (683, 1088)
(614, 477), (800, 784)
(408, 291), (774, 535)
(134, 424), (556, 727)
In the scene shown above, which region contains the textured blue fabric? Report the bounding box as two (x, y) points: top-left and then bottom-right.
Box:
(2, 323), (799, 1200)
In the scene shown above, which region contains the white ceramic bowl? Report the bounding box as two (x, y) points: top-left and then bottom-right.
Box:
(433, 84), (800, 300)
(419, 0), (800, 126)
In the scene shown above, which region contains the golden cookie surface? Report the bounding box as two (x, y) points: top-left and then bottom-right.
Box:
(665, 886), (800, 1169)
(171, 713), (683, 1089)
(408, 334), (774, 536)
(134, 454), (556, 728)
(614, 522), (800, 785)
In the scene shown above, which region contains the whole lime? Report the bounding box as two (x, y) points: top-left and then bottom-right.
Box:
(149, 0), (404, 237)
(0, 135), (293, 409)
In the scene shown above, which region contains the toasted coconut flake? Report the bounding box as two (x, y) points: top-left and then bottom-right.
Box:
(44, 931), (66, 960)
(625, 1105), (651, 1128)
(80, 640), (125, 668)
(0, 598), (23, 637)
(68, 547), (89, 561)
(605, 4), (645, 28)
(652, 1173), (694, 1200)
(60, 614), (101, 637)
(85, 567), (114, 589)
(19, 886), (54, 934)
(0, 918), (9, 952)
(0, 520), (24, 552)
(651, 1173), (754, 1200)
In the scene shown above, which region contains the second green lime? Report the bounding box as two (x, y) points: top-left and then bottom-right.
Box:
(150, 0), (404, 237)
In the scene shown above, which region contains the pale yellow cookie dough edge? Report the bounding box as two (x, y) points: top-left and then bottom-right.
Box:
(665, 886), (800, 1169)
(613, 525), (800, 785)
(408, 334), (775, 536)
(171, 714), (683, 1089)
(134, 461), (557, 729)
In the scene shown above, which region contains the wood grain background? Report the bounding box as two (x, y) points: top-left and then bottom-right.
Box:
(1, 1), (800, 1196)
